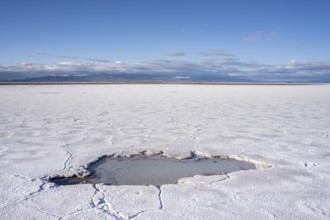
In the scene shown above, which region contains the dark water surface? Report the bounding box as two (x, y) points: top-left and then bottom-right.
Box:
(50, 155), (257, 186)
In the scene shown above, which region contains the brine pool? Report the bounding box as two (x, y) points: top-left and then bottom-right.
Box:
(50, 155), (258, 186)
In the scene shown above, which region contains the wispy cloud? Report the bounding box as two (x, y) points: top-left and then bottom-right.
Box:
(243, 31), (262, 42)
(1, 58), (329, 82)
(198, 49), (235, 57)
(29, 51), (111, 63)
(2, 50), (330, 81)
(31, 51), (51, 56)
(267, 32), (278, 40)
(291, 42), (301, 48)
(162, 52), (186, 57)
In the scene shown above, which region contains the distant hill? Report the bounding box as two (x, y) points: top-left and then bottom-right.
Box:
(1, 71), (329, 83)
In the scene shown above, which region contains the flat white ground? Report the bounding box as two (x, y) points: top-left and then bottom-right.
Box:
(0, 84), (329, 219)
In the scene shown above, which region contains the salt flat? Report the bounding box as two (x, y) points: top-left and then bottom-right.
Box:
(0, 84), (329, 219)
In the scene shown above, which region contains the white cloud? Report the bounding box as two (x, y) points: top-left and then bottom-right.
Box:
(162, 52), (186, 57)
(1, 58), (330, 81)
(198, 49), (235, 57)
(243, 31), (262, 42)
(292, 42), (300, 48)
(267, 32), (278, 40)
(289, 59), (296, 64)
(29, 51), (111, 63)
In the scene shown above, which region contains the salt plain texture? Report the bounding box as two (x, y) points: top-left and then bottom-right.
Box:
(0, 84), (330, 219)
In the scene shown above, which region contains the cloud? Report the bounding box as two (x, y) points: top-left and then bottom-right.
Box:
(267, 32), (278, 40)
(291, 42), (300, 48)
(243, 31), (262, 42)
(198, 49), (235, 57)
(29, 51), (111, 63)
(87, 58), (112, 63)
(1, 58), (330, 82)
(244, 31), (278, 42)
(30, 51), (51, 56)
(243, 60), (330, 80)
(162, 52), (186, 57)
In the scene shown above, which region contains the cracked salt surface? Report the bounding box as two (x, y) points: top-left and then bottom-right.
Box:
(50, 153), (262, 186)
(2, 84), (330, 219)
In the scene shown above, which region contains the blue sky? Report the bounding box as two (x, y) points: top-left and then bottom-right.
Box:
(0, 0), (330, 81)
